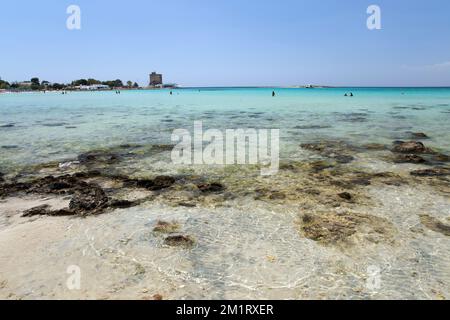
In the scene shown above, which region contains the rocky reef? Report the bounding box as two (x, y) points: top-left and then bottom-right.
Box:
(1, 138), (449, 248)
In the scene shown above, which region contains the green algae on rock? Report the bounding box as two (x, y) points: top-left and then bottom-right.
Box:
(153, 220), (181, 234)
(298, 211), (395, 247)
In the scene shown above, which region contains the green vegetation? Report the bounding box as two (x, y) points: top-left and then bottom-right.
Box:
(102, 79), (124, 88)
(0, 80), (10, 89)
(0, 77), (137, 91)
(30, 77), (40, 90)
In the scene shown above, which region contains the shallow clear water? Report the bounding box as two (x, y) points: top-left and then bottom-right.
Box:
(0, 88), (449, 300)
(1, 87), (450, 171)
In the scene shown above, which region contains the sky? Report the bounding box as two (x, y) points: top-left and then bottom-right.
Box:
(1, 0), (450, 87)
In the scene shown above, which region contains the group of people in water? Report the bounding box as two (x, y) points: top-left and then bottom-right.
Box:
(272, 91), (353, 97)
(57, 89), (357, 98)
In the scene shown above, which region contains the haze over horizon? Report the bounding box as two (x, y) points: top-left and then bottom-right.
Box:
(1, 0), (450, 87)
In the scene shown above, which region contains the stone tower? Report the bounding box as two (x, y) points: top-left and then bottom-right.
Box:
(149, 72), (163, 87)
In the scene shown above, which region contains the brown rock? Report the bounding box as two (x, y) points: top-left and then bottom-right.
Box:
(22, 205), (52, 217)
(197, 182), (225, 193)
(153, 221), (180, 234)
(152, 294), (163, 300)
(410, 168), (450, 177)
(364, 143), (386, 151)
(164, 235), (195, 248)
(136, 176), (176, 191)
(298, 211), (394, 246)
(69, 186), (109, 214)
(433, 154), (450, 162)
(393, 154), (427, 164)
(392, 141), (427, 153)
(420, 215), (450, 236)
(338, 192), (352, 201)
(269, 191), (286, 200)
(109, 199), (135, 209)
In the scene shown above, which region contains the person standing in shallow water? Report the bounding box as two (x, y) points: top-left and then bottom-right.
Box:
(272, 91), (276, 97)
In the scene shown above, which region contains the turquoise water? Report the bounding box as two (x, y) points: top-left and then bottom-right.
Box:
(1, 87), (450, 171)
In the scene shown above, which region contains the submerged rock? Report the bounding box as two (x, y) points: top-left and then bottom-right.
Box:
(22, 205), (51, 217)
(0, 171), (154, 217)
(164, 235), (195, 248)
(109, 199), (135, 209)
(153, 221), (180, 234)
(26, 175), (86, 194)
(269, 191), (287, 200)
(329, 171), (390, 188)
(410, 168), (450, 177)
(337, 192), (353, 201)
(42, 123), (67, 127)
(392, 141), (430, 154)
(393, 154), (427, 164)
(363, 143), (387, 151)
(298, 211), (394, 246)
(433, 154), (450, 163)
(420, 215), (450, 237)
(307, 160), (335, 172)
(300, 213), (357, 244)
(0, 123), (15, 128)
(69, 186), (109, 214)
(0, 181), (32, 198)
(178, 202), (197, 208)
(151, 144), (176, 152)
(136, 176), (176, 191)
(78, 151), (120, 165)
(295, 125), (332, 130)
(197, 182), (225, 193)
(22, 205), (74, 217)
(301, 141), (356, 164)
(410, 132), (429, 139)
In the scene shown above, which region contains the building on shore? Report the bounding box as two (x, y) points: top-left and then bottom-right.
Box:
(18, 81), (32, 87)
(149, 72), (163, 87)
(78, 84), (110, 91)
(148, 72), (178, 89)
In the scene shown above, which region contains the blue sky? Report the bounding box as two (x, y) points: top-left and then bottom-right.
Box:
(1, 0), (450, 86)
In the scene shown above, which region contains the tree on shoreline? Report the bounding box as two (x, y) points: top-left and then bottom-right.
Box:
(1, 77), (130, 90)
(0, 80), (10, 89)
(72, 79), (89, 86)
(30, 77), (41, 90)
(102, 79), (124, 88)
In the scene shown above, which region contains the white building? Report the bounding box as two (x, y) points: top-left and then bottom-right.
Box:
(78, 84), (110, 91)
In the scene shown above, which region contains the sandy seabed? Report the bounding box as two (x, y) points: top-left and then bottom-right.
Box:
(0, 141), (449, 300)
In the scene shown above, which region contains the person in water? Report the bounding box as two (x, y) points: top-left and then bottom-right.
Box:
(272, 91), (276, 97)
(350, 92), (353, 97)
(170, 91), (173, 95)
(344, 93), (348, 97)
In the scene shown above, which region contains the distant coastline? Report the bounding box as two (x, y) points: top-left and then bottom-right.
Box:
(2, 84), (450, 94)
